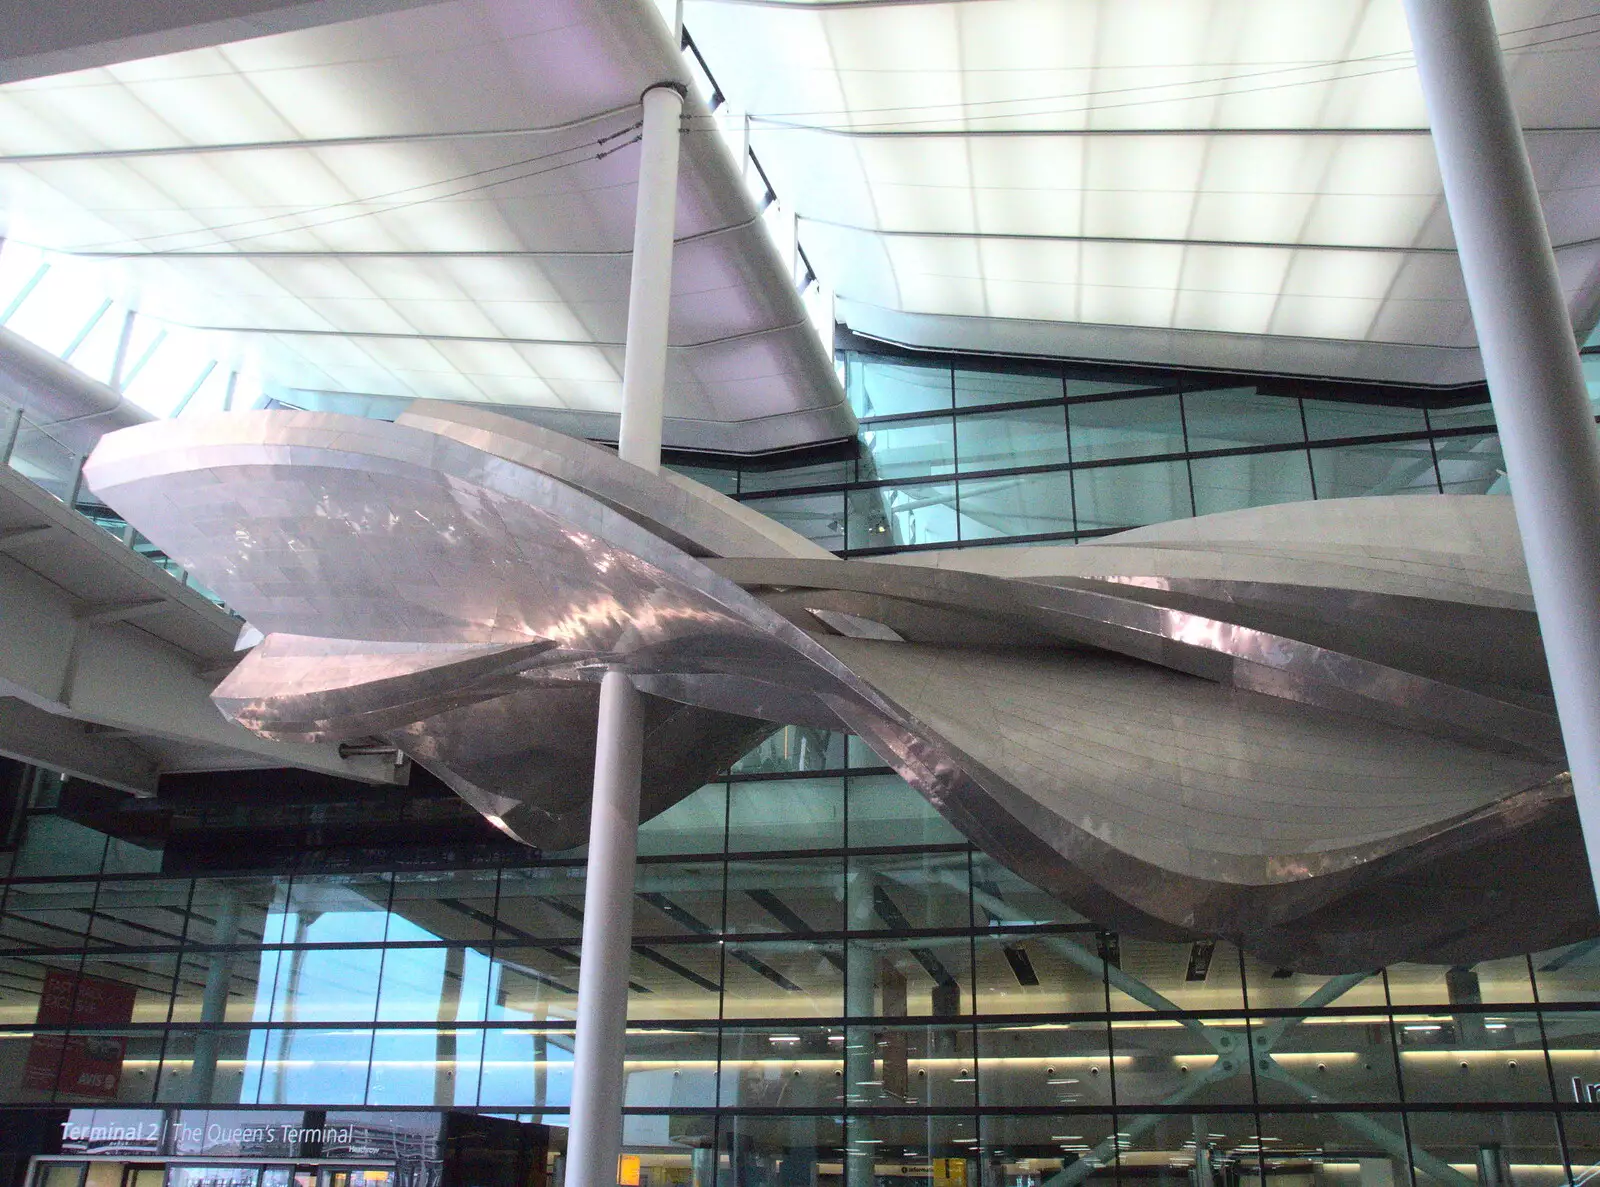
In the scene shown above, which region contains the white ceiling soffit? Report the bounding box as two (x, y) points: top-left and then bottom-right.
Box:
(0, 0), (853, 453)
(683, 0), (1600, 385)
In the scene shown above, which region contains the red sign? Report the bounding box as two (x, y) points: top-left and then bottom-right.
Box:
(23, 968), (139, 1099)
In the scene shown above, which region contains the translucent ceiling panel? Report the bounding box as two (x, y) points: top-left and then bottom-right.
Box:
(686, 0), (1600, 357)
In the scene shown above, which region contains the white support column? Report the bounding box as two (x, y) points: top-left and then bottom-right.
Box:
(616, 83), (686, 473)
(565, 669), (646, 1187)
(566, 81), (683, 1187)
(1403, 0), (1600, 890)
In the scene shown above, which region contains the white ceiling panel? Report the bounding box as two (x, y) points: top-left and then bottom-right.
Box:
(0, 0), (850, 451)
(686, 0), (1600, 370)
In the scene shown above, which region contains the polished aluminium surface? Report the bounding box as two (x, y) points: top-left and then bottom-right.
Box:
(1404, 0), (1600, 903)
(84, 405), (1593, 971)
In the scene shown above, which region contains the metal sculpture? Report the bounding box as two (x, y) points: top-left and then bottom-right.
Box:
(83, 403), (1593, 971)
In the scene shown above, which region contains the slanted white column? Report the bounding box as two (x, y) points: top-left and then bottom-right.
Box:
(617, 83), (686, 472)
(1404, 0), (1600, 888)
(565, 81), (683, 1187)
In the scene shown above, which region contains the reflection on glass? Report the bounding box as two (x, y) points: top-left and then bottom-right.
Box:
(1111, 1017), (1255, 1108)
(1069, 393), (1185, 461)
(1190, 450), (1313, 516)
(157, 1030), (251, 1104)
(955, 368), (1062, 409)
(718, 1112), (844, 1187)
(667, 463), (739, 495)
(1432, 433), (1507, 494)
(848, 850), (970, 932)
(634, 862), (728, 940)
(955, 406), (1070, 472)
(383, 869), (499, 943)
(858, 418), (956, 481)
(638, 782), (726, 856)
(1400, 1108), (1563, 1187)
(1393, 1009), (1552, 1105)
(1427, 402), (1497, 431)
(724, 857), (843, 935)
(740, 456), (854, 494)
(957, 471), (1074, 541)
(493, 866), (588, 942)
(1183, 386), (1304, 449)
(848, 484), (958, 550)
(729, 777), (843, 853)
(1073, 460), (1193, 531)
(741, 491), (845, 551)
(1106, 937), (1246, 1013)
(367, 1024), (483, 1106)
(848, 774), (966, 849)
(1386, 958), (1535, 1007)
(720, 939), (842, 1019)
(719, 1025), (842, 1107)
(849, 357), (951, 417)
(626, 943), (723, 1020)
(979, 1112), (1119, 1186)
(243, 1027), (374, 1104)
(845, 935), (972, 1019)
(266, 946), (383, 1024)
(1303, 399), (1428, 441)
(1252, 1012), (1401, 1106)
(478, 1026), (573, 1109)
(374, 945), (492, 1023)
(977, 1022), (1114, 1110)
(732, 727), (846, 774)
(1310, 440), (1440, 498)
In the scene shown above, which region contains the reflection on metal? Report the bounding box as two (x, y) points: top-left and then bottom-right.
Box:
(85, 404), (1598, 972)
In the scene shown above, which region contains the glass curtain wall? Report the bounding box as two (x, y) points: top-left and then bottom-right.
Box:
(6, 736), (1600, 1187)
(696, 350), (1591, 556)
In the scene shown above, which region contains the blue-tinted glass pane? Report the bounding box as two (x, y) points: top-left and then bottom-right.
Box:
(1585, 352), (1600, 413)
(739, 457), (854, 493)
(375, 945), (491, 1022)
(278, 874), (392, 944)
(742, 491), (844, 552)
(1302, 398), (1427, 440)
(1073, 460), (1193, 531)
(1065, 371), (1171, 399)
(847, 483), (958, 549)
(1182, 387), (1304, 450)
(728, 777), (844, 852)
(847, 356), (950, 417)
(1310, 440), (1439, 497)
(1190, 450), (1313, 516)
(1427, 402), (1496, 430)
(637, 781), (727, 856)
(957, 471), (1074, 540)
(666, 463), (738, 495)
(954, 406), (1070, 472)
(1433, 432), (1507, 494)
(367, 1025), (483, 1106)
(478, 1026), (573, 1108)
(847, 773), (965, 848)
(268, 947), (383, 1023)
(732, 726), (847, 774)
(1069, 394), (1185, 461)
(245, 1028), (373, 1104)
(858, 416), (955, 480)
(955, 368), (1061, 408)
(487, 946), (581, 1020)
